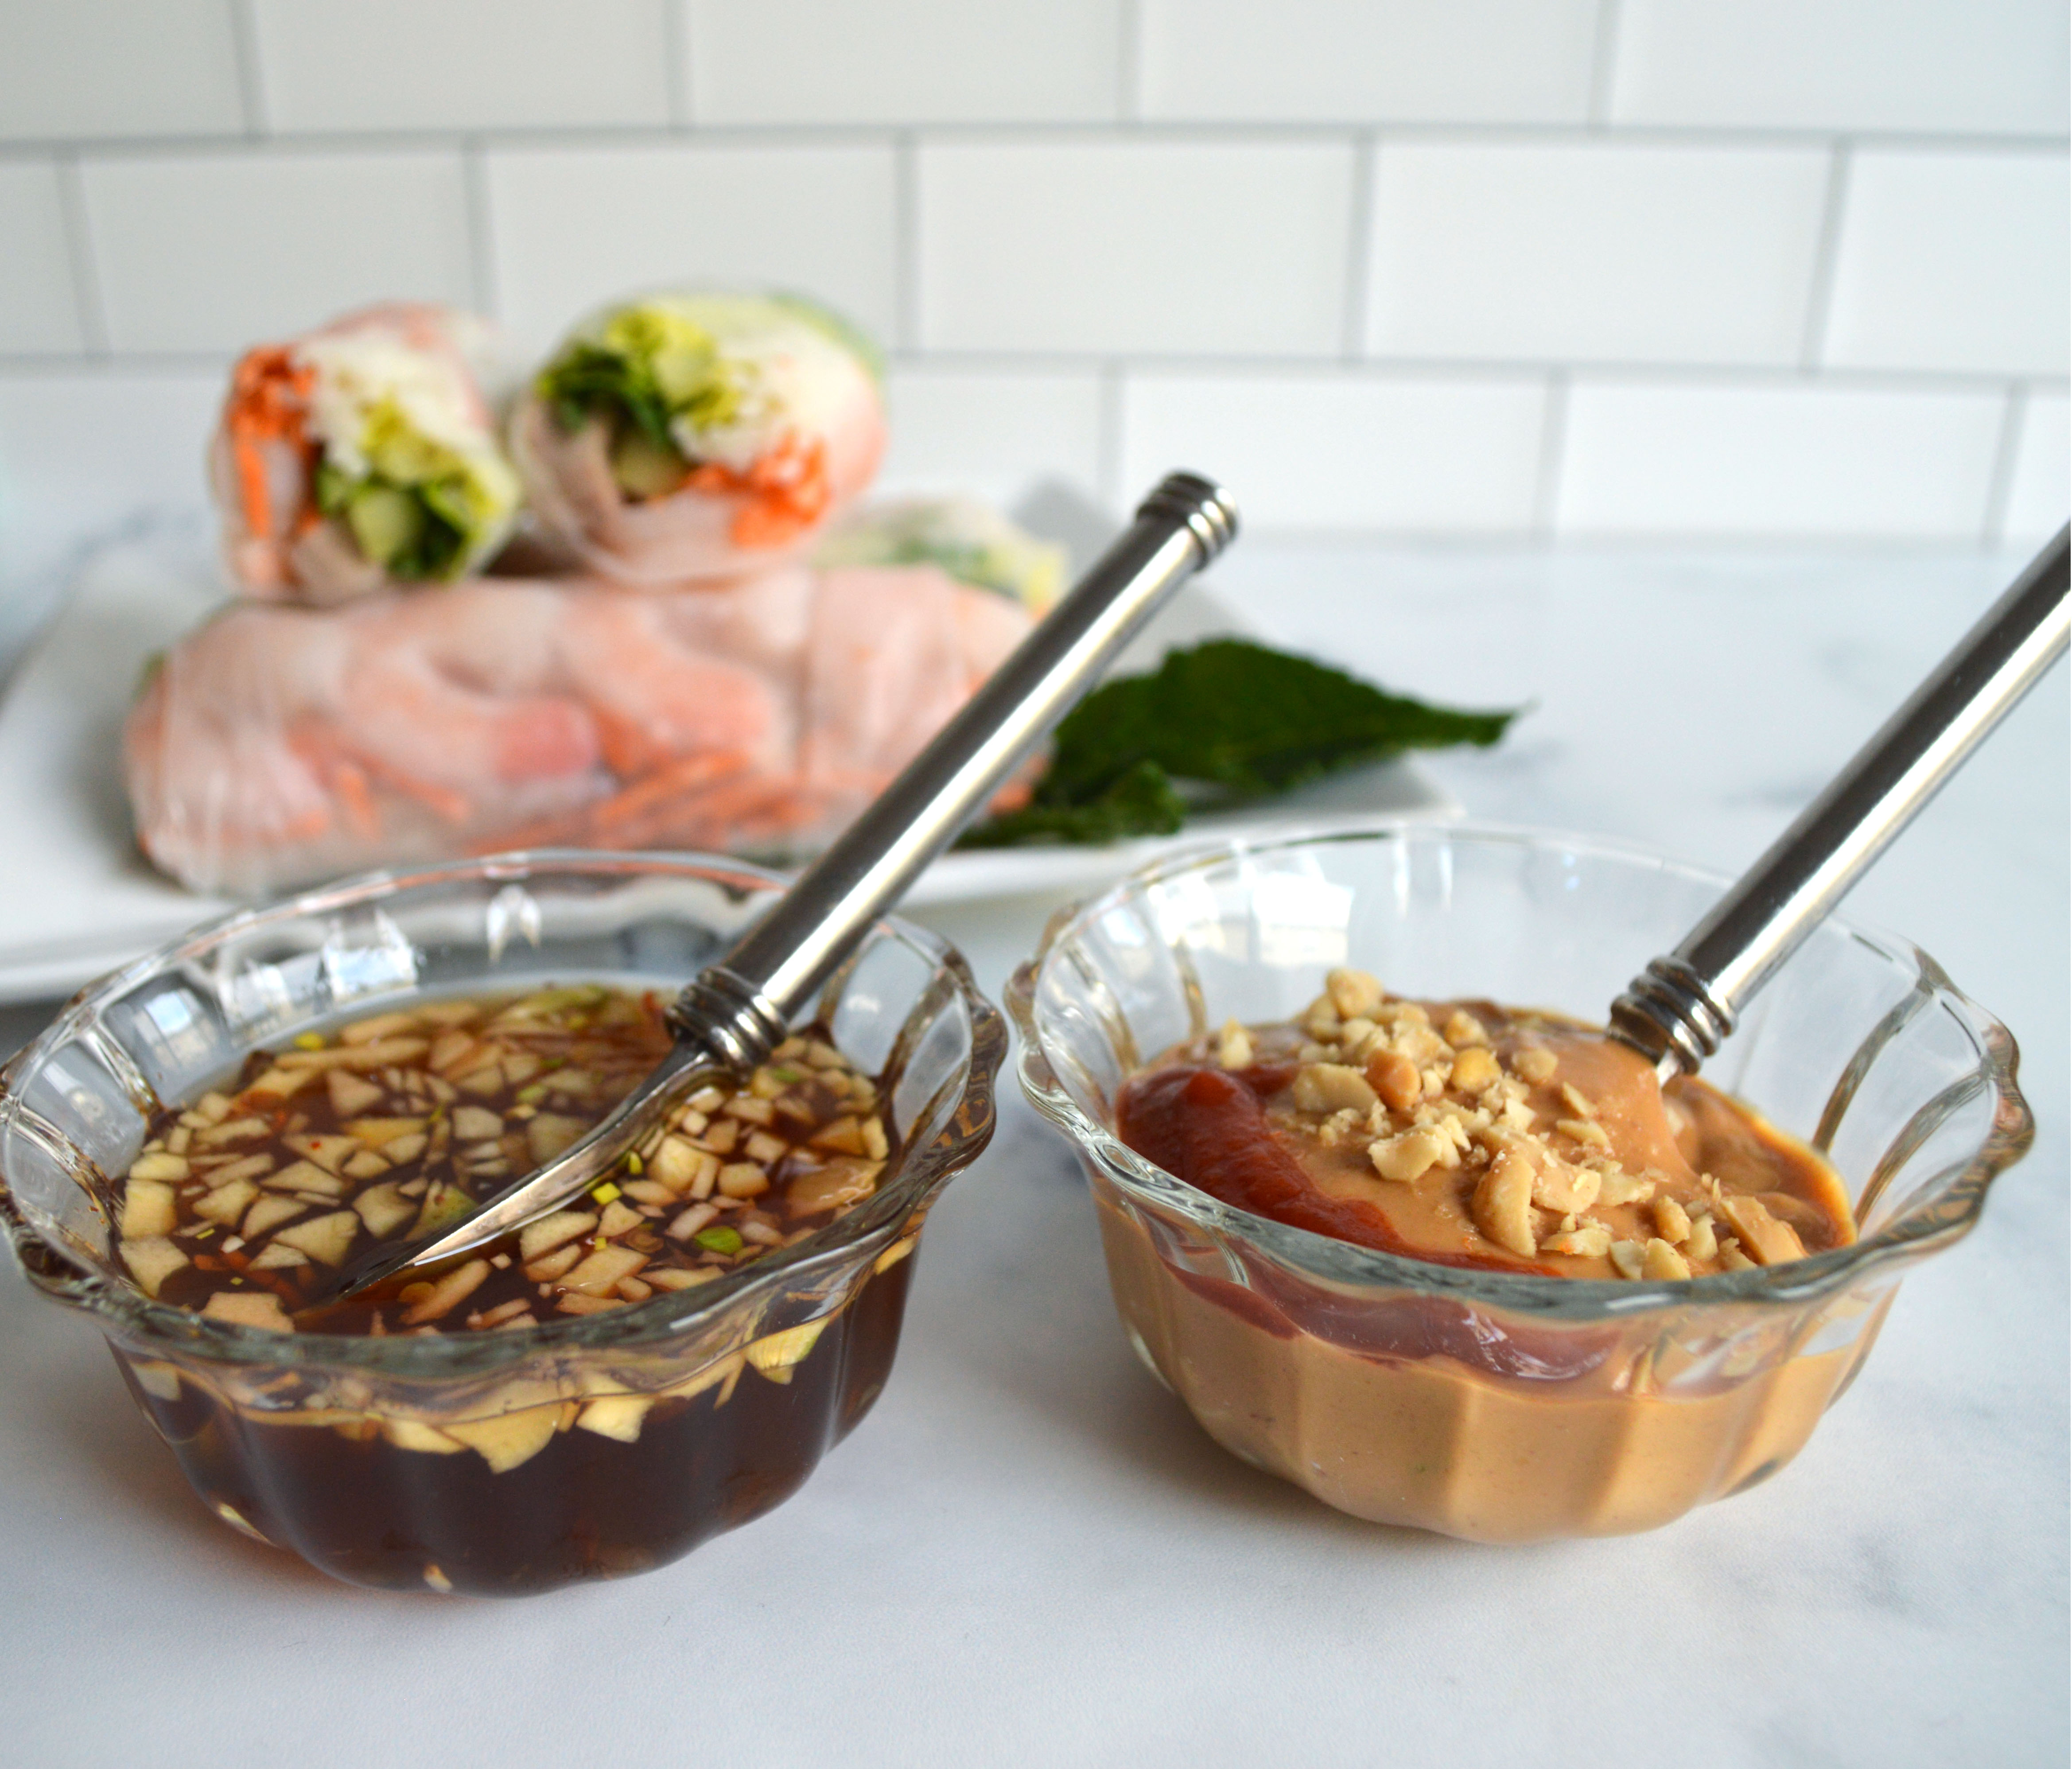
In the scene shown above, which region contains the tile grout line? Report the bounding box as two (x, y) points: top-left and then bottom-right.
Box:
(0, 121), (2063, 159)
(53, 154), (109, 358)
(894, 133), (921, 354)
(1096, 364), (1124, 507)
(462, 140), (499, 321)
(227, 0), (268, 138)
(1980, 384), (2027, 547)
(1115, 0), (1141, 123)
(1341, 132), (1376, 361)
(1, 348), (2059, 394)
(1532, 372), (1570, 538)
(1587, 0), (1625, 126)
(664, 0), (692, 130)
(1799, 142), (1852, 370)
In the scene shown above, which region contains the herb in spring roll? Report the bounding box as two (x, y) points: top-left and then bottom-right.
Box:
(816, 496), (1065, 614)
(211, 303), (521, 604)
(511, 291), (887, 585)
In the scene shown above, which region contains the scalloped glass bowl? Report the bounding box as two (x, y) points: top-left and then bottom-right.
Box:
(1007, 824), (2032, 1542)
(0, 852), (1004, 1595)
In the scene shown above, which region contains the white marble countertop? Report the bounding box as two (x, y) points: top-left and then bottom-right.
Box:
(0, 543), (2063, 1768)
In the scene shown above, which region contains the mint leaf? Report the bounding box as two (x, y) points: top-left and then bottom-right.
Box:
(957, 759), (1187, 848)
(959, 638), (1517, 849)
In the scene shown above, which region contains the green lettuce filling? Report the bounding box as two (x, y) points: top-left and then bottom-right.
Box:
(536, 306), (750, 488)
(314, 462), (463, 579)
(314, 395), (510, 580)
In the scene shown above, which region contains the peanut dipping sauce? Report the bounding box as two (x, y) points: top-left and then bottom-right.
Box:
(1095, 969), (1880, 1541)
(1116, 968), (1855, 1282)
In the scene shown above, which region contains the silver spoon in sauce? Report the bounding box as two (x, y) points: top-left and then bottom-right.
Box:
(330, 472), (1240, 1298)
(1609, 525), (2068, 1081)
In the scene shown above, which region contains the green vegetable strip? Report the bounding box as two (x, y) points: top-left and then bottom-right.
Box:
(314, 461), (470, 580)
(539, 342), (682, 449)
(961, 638), (1517, 849)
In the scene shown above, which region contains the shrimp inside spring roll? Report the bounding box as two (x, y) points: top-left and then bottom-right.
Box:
(513, 291), (887, 584)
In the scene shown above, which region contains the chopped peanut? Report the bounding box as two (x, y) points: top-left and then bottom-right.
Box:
(1450, 1046), (1500, 1093)
(1471, 1148), (1538, 1258)
(1364, 1047), (1423, 1113)
(1293, 1063), (1379, 1116)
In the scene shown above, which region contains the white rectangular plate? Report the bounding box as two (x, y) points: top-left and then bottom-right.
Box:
(0, 524), (1455, 1003)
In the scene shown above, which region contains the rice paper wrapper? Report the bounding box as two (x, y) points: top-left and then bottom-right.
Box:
(124, 566), (1034, 897)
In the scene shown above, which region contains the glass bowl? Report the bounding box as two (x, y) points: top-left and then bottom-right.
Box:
(0, 851), (1004, 1595)
(1007, 824), (2032, 1542)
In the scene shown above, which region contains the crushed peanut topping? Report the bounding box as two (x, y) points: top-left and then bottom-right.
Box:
(1148, 968), (1856, 1282)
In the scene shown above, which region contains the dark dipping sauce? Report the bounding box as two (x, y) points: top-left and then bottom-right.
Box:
(111, 1252), (913, 1594)
(102, 985), (919, 1595)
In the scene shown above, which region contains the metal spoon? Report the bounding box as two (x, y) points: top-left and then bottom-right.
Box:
(1610, 525), (2068, 1080)
(335, 471), (1240, 1296)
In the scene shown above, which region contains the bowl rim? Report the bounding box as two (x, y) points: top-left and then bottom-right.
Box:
(0, 848), (1008, 1375)
(1007, 819), (2034, 1321)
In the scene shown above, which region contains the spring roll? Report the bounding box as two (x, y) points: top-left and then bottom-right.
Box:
(125, 563), (1029, 896)
(510, 291), (886, 585)
(211, 303), (521, 604)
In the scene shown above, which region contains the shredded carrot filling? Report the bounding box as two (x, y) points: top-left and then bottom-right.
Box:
(225, 346), (317, 540)
(329, 760), (380, 841)
(288, 721), (471, 829)
(687, 432), (832, 549)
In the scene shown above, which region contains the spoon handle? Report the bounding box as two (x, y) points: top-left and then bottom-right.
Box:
(668, 471), (1241, 1065)
(1611, 525), (2070, 1079)
(347, 473), (1238, 1288)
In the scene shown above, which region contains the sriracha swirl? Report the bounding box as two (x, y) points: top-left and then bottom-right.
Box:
(1116, 1062), (1544, 1275)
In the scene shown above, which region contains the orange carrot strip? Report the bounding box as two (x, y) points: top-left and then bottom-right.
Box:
(685, 431), (832, 550)
(355, 757), (470, 827)
(589, 704), (669, 778)
(223, 345), (318, 538)
(465, 751), (750, 854)
(234, 435), (274, 540)
(331, 761), (380, 840)
(586, 751), (751, 831)
(291, 719), (472, 828)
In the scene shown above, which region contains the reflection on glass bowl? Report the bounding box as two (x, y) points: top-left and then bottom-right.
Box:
(0, 851), (1004, 1595)
(1009, 824), (2030, 1542)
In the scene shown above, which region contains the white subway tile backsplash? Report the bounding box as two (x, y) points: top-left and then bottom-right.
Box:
(0, 370), (222, 587)
(1823, 150), (2069, 377)
(1367, 141), (1829, 365)
(485, 144), (899, 358)
(0, 0), (244, 141)
(81, 152), (474, 353)
(1119, 371), (1546, 530)
(251, 0), (672, 133)
(1557, 381), (2005, 537)
(1138, 0), (1599, 124)
(0, 0), (2057, 552)
(687, 0), (1120, 125)
(1611, 0), (2069, 135)
(2002, 392), (2070, 541)
(918, 141), (1354, 355)
(0, 164), (83, 354)
(880, 366), (1103, 503)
